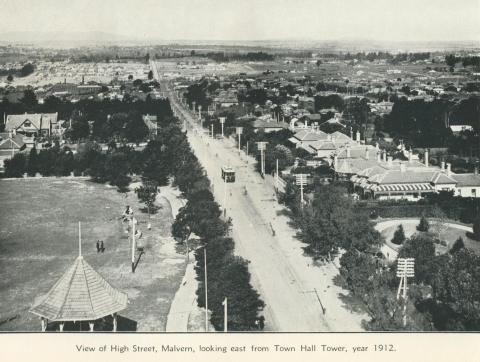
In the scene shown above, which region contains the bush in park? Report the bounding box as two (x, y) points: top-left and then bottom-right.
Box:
(391, 224), (406, 245)
(473, 218), (480, 241)
(450, 237), (465, 254)
(417, 216), (430, 232)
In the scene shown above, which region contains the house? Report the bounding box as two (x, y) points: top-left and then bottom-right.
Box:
(0, 132), (27, 173)
(288, 128), (329, 151)
(5, 113), (59, 137)
(252, 116), (289, 133)
(449, 125), (473, 134)
(349, 150), (480, 200)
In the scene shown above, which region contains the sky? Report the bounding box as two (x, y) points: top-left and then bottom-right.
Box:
(0, 0), (479, 42)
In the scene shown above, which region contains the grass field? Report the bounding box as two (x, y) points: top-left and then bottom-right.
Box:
(0, 178), (186, 331)
(380, 221), (480, 255)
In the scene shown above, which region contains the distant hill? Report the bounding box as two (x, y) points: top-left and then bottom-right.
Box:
(0, 31), (138, 47)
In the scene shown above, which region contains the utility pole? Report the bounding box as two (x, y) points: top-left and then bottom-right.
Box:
(220, 117), (225, 138)
(236, 127), (243, 154)
(276, 159), (279, 191)
(204, 248), (208, 332)
(256, 141), (268, 176)
(396, 258), (415, 327)
(295, 173), (308, 209)
(131, 217), (137, 273)
(223, 176), (227, 217)
(222, 297), (228, 332)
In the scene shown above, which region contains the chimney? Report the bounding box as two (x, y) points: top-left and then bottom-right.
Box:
(350, 128), (353, 140)
(365, 148), (369, 160)
(446, 163), (452, 176)
(408, 149), (412, 163)
(382, 151), (387, 163)
(440, 161), (445, 172)
(334, 154), (338, 167)
(327, 134), (332, 141)
(8, 130), (12, 139)
(400, 161), (406, 172)
(375, 142), (379, 151)
(387, 156), (393, 167)
(474, 166), (478, 175)
(346, 145), (351, 158)
(356, 131), (361, 143)
(377, 151), (381, 162)
(424, 150), (429, 167)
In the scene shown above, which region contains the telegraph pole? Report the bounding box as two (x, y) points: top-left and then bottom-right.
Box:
(220, 117), (226, 138)
(295, 174), (308, 209)
(256, 141), (268, 176)
(204, 248), (208, 332)
(223, 297), (228, 332)
(223, 176), (227, 217)
(276, 159), (279, 191)
(131, 217), (137, 273)
(396, 258), (415, 327)
(236, 127), (243, 154)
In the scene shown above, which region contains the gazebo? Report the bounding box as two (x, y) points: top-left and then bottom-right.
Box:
(30, 223), (128, 332)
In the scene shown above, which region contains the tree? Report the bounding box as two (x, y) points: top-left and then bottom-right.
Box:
(6, 74), (13, 82)
(20, 63), (34, 77)
(472, 218), (480, 241)
(417, 216), (430, 232)
(431, 249), (480, 330)
(340, 250), (376, 297)
(20, 89), (37, 108)
(148, 70), (154, 80)
(27, 147), (38, 176)
(450, 237), (465, 254)
(4, 153), (27, 177)
(124, 111), (148, 143)
(398, 234), (436, 284)
(135, 182), (158, 216)
(391, 224), (406, 245)
(128, 74), (133, 80)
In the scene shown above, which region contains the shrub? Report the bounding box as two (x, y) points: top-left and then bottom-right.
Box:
(450, 237), (465, 254)
(417, 216), (430, 232)
(391, 224), (406, 245)
(473, 218), (480, 241)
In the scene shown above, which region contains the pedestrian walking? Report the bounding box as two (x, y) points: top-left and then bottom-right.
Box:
(96, 240), (100, 253)
(100, 240), (105, 253)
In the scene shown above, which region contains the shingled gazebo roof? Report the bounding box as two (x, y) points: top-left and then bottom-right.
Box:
(30, 256), (128, 322)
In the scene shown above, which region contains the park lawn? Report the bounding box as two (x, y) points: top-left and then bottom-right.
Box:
(0, 178), (186, 331)
(380, 222), (480, 255)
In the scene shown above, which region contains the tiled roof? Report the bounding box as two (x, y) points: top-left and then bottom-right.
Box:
(452, 173), (480, 187)
(430, 172), (457, 184)
(0, 133), (26, 150)
(293, 129), (328, 142)
(5, 113), (58, 131)
(30, 256), (127, 321)
(253, 120), (289, 129)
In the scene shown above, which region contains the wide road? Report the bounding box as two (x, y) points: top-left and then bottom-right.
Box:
(154, 65), (365, 331)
